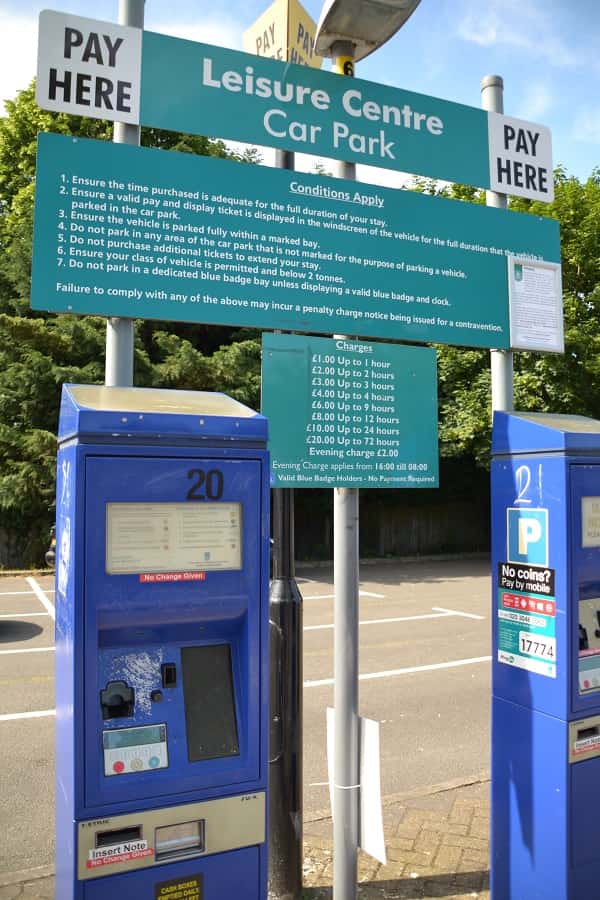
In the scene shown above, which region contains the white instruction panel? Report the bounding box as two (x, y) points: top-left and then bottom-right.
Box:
(582, 497), (600, 548)
(508, 257), (563, 353)
(106, 502), (242, 573)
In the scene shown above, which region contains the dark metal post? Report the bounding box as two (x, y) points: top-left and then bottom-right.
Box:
(268, 150), (303, 900)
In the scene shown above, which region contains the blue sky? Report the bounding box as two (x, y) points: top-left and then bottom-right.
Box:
(1, 0), (598, 184)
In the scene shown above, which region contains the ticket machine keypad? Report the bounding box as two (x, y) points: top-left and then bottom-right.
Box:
(103, 724), (169, 776)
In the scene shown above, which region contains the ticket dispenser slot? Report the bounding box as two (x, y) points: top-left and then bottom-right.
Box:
(154, 820), (205, 861)
(54, 385), (269, 900)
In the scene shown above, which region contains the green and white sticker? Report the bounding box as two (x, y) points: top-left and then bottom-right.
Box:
(497, 587), (556, 678)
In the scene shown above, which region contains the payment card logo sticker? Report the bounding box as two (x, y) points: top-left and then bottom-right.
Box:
(497, 582), (557, 679)
(507, 507), (548, 566)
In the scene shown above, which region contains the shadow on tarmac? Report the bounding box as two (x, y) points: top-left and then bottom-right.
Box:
(0, 620), (44, 643)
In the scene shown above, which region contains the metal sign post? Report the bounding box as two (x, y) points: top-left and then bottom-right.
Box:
(105, 0), (143, 388)
(481, 75), (512, 414)
(331, 40), (360, 900)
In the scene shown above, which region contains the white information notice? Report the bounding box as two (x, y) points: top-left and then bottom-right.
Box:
(106, 502), (242, 574)
(508, 257), (564, 353)
(582, 497), (600, 548)
(326, 708), (387, 865)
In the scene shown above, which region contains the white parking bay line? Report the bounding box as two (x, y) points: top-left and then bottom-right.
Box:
(26, 576), (55, 621)
(304, 655), (491, 687)
(0, 709), (56, 722)
(0, 587), (55, 598)
(303, 591), (385, 601)
(305, 611), (454, 632)
(0, 647), (54, 656)
(0, 612), (50, 619)
(432, 606), (485, 620)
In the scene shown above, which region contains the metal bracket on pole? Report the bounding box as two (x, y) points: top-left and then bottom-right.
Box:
(105, 0), (144, 388)
(481, 75), (513, 413)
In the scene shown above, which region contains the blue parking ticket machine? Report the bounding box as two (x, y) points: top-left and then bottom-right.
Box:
(54, 385), (269, 900)
(491, 411), (600, 899)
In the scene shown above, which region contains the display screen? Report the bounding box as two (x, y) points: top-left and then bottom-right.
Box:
(181, 645), (240, 762)
(103, 724), (166, 750)
(106, 502), (242, 574)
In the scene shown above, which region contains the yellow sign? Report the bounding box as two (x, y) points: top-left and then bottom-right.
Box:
(333, 55), (354, 77)
(243, 0), (322, 68)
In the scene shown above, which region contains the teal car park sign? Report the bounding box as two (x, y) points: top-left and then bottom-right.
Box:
(37, 10), (554, 202)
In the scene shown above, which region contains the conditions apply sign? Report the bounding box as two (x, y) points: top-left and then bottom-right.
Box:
(262, 334), (438, 489)
(31, 133), (560, 348)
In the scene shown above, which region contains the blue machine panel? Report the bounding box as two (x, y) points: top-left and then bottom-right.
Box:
(491, 452), (569, 719)
(82, 847), (260, 899)
(54, 386), (269, 900)
(491, 697), (568, 900)
(491, 411), (600, 900)
(82, 455), (264, 812)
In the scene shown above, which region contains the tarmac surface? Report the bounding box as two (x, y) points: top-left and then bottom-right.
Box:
(0, 558), (491, 898)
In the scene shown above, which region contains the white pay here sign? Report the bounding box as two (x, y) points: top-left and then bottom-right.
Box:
(488, 112), (554, 203)
(36, 10), (142, 125)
